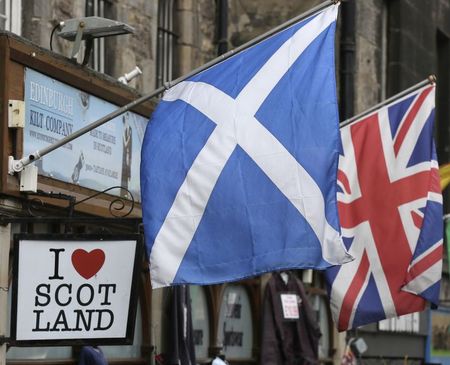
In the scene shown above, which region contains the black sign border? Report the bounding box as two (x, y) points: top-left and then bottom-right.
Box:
(11, 233), (143, 347)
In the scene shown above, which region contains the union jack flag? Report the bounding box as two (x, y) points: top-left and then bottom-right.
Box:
(326, 85), (443, 331)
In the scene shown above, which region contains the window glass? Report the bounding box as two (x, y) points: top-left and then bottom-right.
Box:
(310, 295), (330, 359)
(6, 346), (73, 360)
(0, 0), (5, 29)
(0, 0), (21, 34)
(190, 285), (210, 360)
(101, 301), (143, 358)
(156, 0), (174, 88)
(217, 285), (253, 359)
(379, 312), (420, 333)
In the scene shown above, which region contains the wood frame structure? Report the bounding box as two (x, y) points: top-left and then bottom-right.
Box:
(0, 31), (155, 217)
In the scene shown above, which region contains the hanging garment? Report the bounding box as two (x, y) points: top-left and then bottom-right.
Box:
(167, 285), (196, 365)
(260, 272), (321, 365)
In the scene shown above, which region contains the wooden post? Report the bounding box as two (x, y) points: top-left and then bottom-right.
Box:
(0, 224), (11, 365)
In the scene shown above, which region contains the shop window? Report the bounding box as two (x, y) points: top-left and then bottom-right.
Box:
(217, 285), (253, 360)
(101, 301), (143, 359)
(378, 312), (420, 333)
(0, 0), (21, 35)
(156, 0), (174, 88)
(190, 286), (210, 361)
(309, 294), (331, 360)
(6, 345), (72, 360)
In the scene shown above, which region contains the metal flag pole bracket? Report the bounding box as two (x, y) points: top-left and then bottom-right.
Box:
(7, 0), (337, 180)
(340, 75), (436, 129)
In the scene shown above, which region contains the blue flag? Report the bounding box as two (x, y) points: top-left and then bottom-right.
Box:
(141, 4), (352, 288)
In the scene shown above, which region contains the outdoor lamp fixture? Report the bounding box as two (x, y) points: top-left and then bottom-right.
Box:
(57, 16), (134, 65)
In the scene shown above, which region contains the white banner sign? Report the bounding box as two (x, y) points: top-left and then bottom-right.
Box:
(12, 236), (140, 343)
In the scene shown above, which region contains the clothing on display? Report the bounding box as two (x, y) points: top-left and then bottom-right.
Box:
(260, 272), (321, 365)
(166, 285), (196, 365)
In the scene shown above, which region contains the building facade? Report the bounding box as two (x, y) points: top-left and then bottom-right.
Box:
(0, 1), (449, 364)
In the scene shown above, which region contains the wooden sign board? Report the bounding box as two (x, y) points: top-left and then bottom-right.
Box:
(0, 31), (155, 217)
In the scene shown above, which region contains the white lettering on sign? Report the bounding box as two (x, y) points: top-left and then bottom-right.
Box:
(29, 80), (74, 117)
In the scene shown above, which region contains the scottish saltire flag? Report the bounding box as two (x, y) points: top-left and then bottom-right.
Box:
(141, 4), (352, 289)
(326, 85), (443, 331)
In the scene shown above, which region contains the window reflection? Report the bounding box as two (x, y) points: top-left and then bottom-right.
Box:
(309, 294), (330, 359)
(0, 0), (6, 30)
(190, 286), (210, 360)
(217, 285), (253, 359)
(102, 302), (143, 359)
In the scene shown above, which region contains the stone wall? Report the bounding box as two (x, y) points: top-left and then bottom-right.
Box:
(354, 0), (385, 114)
(106, 0), (157, 92)
(172, 0), (322, 77)
(387, 0), (450, 203)
(227, 0), (321, 47)
(22, 0), (84, 58)
(173, 0), (215, 77)
(21, 0), (157, 93)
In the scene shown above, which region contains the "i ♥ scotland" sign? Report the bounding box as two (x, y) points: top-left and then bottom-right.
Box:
(12, 235), (141, 344)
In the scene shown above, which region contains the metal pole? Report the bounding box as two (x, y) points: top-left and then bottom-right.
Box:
(10, 0), (338, 174)
(339, 75), (436, 129)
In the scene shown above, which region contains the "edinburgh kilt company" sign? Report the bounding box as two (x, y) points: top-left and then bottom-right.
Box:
(11, 235), (142, 345)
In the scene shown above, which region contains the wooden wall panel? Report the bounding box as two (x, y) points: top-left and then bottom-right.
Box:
(0, 35), (10, 193)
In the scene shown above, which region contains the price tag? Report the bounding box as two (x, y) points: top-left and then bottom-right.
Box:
(280, 294), (301, 320)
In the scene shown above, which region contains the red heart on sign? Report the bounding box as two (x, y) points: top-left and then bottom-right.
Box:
(71, 249), (105, 279)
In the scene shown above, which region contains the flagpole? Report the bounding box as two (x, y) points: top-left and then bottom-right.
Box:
(9, 0), (339, 174)
(339, 75), (436, 129)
